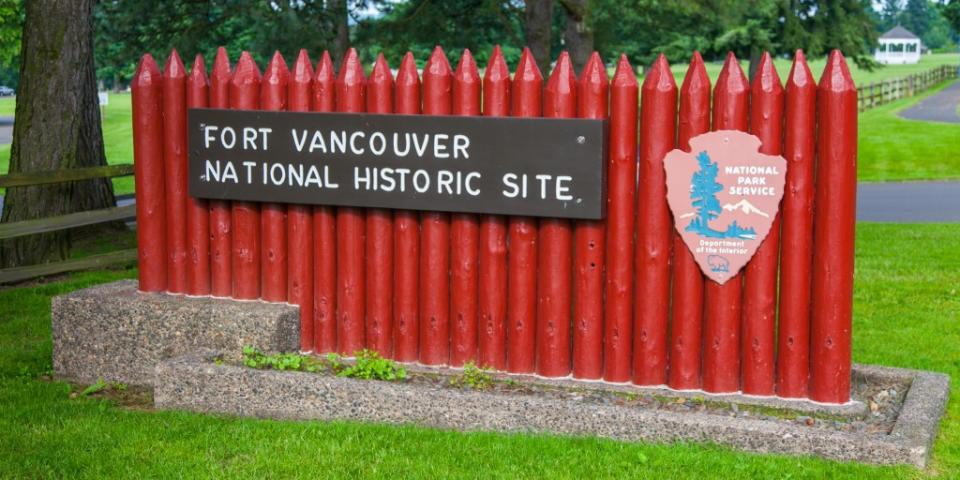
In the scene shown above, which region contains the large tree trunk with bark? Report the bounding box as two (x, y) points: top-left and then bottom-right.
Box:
(559, 0), (593, 71)
(0, 0), (116, 268)
(524, 0), (554, 75)
(330, 0), (350, 66)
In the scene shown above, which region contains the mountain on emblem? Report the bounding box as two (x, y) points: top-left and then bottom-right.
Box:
(662, 130), (787, 284)
(722, 199), (769, 218)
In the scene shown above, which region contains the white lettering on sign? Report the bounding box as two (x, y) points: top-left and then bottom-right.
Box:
(289, 128), (471, 159)
(204, 125), (272, 150)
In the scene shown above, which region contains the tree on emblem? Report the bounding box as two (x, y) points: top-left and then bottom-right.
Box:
(685, 150), (756, 239)
(687, 151), (724, 236)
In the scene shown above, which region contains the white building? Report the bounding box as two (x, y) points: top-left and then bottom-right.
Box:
(875, 26), (922, 65)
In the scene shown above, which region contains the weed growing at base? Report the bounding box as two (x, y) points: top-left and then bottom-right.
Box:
(449, 361), (494, 390)
(241, 346), (407, 382)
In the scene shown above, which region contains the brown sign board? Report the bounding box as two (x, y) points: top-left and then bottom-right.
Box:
(187, 109), (607, 219)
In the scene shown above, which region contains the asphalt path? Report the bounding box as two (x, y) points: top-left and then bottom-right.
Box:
(0, 116), (12, 145)
(856, 181), (960, 222)
(899, 80), (960, 123)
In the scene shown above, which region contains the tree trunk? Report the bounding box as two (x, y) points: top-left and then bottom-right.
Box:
(0, 0), (116, 268)
(559, 0), (593, 71)
(748, 47), (762, 82)
(330, 0), (349, 66)
(524, 0), (554, 75)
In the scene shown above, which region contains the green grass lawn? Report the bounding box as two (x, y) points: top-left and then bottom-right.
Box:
(1, 222), (957, 478)
(0, 94), (134, 195)
(858, 82), (960, 182)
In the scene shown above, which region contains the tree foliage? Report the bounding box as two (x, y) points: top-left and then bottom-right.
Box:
(0, 0), (22, 88)
(93, 0), (364, 89)
(878, 1), (956, 50)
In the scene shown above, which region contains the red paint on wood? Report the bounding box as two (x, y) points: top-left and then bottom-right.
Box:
(477, 46), (510, 370)
(537, 51), (575, 377)
(777, 50), (816, 398)
(185, 54), (211, 296)
(335, 48), (367, 355)
(208, 47), (232, 297)
(810, 50), (857, 404)
(289, 49), (315, 351)
(633, 54), (674, 385)
(132, 54), (167, 292)
(260, 51), (290, 303)
(573, 53), (608, 380)
(668, 52), (710, 390)
(161, 50), (189, 294)
(419, 46), (453, 365)
(506, 48), (542, 374)
(450, 49), (481, 367)
(365, 54), (395, 356)
(742, 52), (783, 396)
(702, 52), (748, 393)
(393, 51), (421, 362)
(312, 51), (337, 353)
(229, 52), (262, 300)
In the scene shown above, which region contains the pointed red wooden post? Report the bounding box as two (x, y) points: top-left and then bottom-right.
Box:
(450, 49), (481, 367)
(477, 46), (510, 370)
(742, 52), (784, 396)
(702, 52), (749, 393)
(608, 54), (642, 384)
(810, 50), (857, 404)
(208, 47), (232, 297)
(312, 51), (337, 353)
(366, 53), (395, 357)
(185, 54), (210, 296)
(420, 46), (453, 366)
(161, 50), (189, 294)
(229, 52), (262, 300)
(261, 51), (290, 303)
(573, 52), (608, 380)
(537, 51), (576, 377)
(507, 47), (542, 374)
(668, 52), (710, 391)
(393, 51), (421, 362)
(634, 54), (674, 385)
(777, 50), (816, 398)
(335, 48), (367, 355)
(132, 54), (167, 292)
(289, 49), (315, 352)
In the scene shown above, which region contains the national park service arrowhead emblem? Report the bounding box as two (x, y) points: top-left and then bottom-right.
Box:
(663, 130), (787, 284)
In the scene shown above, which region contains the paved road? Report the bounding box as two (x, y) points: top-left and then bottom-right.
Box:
(857, 181), (960, 222)
(1, 184), (957, 222)
(899, 80), (960, 123)
(0, 116), (12, 145)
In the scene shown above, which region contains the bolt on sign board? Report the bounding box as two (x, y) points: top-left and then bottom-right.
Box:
(188, 109), (608, 220)
(664, 130), (787, 284)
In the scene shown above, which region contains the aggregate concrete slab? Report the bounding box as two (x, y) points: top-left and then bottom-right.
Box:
(51, 279), (299, 386)
(156, 350), (949, 468)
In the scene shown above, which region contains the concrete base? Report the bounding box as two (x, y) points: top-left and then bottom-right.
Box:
(51, 280), (950, 467)
(51, 280), (299, 386)
(156, 351), (949, 468)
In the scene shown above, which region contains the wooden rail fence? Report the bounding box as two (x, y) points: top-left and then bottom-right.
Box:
(857, 64), (958, 112)
(0, 165), (137, 284)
